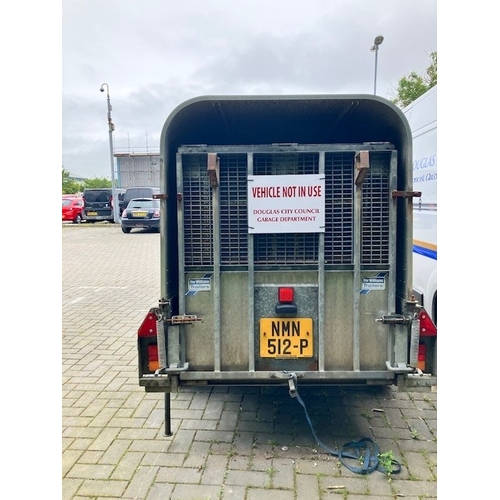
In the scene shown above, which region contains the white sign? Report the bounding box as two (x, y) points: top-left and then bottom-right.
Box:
(247, 174), (325, 234)
(188, 278), (211, 292)
(361, 277), (386, 291)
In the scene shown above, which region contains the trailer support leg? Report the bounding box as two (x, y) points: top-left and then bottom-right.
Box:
(163, 393), (173, 437)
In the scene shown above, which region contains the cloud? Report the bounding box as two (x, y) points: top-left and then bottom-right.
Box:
(62, 0), (437, 179)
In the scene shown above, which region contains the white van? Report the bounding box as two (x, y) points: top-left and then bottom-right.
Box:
(403, 86), (437, 375)
(403, 86), (437, 325)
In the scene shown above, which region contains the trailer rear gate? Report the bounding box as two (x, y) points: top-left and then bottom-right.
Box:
(172, 143), (396, 380)
(139, 95), (417, 393)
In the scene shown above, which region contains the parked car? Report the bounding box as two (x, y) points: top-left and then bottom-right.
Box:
(62, 196), (85, 224)
(121, 198), (160, 233)
(82, 188), (115, 223)
(119, 187), (160, 215)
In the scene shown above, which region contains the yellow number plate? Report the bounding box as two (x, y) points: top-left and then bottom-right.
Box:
(87, 211), (97, 216)
(132, 211), (148, 217)
(260, 318), (313, 358)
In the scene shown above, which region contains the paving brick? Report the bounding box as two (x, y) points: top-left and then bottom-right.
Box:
(201, 453), (228, 485)
(98, 439), (131, 464)
(62, 225), (437, 500)
(141, 451), (185, 467)
(110, 451), (144, 480)
(224, 469), (269, 488)
(246, 488), (295, 500)
(171, 484), (222, 500)
(319, 475), (369, 495)
(364, 471), (395, 496)
(155, 464), (203, 484)
(221, 485), (247, 499)
(391, 478), (437, 497)
(145, 483), (174, 500)
(66, 463), (114, 480)
(196, 429), (235, 443)
(401, 451), (436, 481)
(62, 478), (83, 500)
(63, 449), (84, 477)
(122, 465), (159, 499)
(228, 454), (250, 470)
(79, 450), (105, 464)
(76, 479), (128, 498)
(271, 458), (295, 489)
(183, 441), (210, 468)
(88, 426), (121, 451)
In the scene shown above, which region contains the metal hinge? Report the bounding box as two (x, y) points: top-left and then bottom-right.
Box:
(391, 190), (422, 198)
(375, 314), (410, 325)
(166, 314), (203, 325)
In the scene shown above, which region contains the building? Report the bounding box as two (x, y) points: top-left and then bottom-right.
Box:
(115, 152), (160, 188)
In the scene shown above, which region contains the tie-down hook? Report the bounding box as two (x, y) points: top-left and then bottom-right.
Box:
(283, 371), (298, 398)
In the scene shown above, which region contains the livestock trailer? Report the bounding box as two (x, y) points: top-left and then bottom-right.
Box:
(137, 94), (423, 430)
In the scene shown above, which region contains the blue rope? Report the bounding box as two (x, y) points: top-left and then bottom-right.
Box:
(293, 388), (401, 475)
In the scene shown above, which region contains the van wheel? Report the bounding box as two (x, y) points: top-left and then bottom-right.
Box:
(122, 227), (131, 233)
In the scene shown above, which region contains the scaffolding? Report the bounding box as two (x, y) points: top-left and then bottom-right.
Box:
(115, 151), (160, 188)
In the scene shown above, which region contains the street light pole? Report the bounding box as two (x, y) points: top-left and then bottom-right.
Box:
(370, 35), (384, 95)
(99, 83), (120, 223)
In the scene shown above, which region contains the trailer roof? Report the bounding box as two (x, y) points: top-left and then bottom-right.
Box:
(160, 94), (411, 163)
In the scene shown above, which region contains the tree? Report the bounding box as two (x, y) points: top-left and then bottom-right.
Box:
(83, 177), (112, 189)
(62, 167), (84, 194)
(392, 51), (437, 108)
(62, 167), (112, 193)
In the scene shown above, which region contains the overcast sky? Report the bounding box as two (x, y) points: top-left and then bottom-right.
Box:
(5, 3), (500, 493)
(61, 0), (438, 179)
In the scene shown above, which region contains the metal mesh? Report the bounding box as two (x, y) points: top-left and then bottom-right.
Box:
(182, 154), (213, 266)
(181, 148), (391, 267)
(219, 154), (248, 265)
(324, 152), (354, 264)
(253, 152), (319, 265)
(361, 152), (390, 264)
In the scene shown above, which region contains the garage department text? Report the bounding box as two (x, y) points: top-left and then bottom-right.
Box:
(253, 207), (320, 223)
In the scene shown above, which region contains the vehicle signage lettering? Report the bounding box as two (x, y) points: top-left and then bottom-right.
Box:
(188, 278), (211, 292)
(360, 273), (387, 294)
(260, 318), (313, 358)
(248, 174), (325, 234)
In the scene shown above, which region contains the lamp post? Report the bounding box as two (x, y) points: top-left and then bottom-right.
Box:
(99, 83), (120, 223)
(370, 35), (384, 95)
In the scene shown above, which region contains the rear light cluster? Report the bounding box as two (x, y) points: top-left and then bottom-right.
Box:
(138, 311), (159, 373)
(147, 345), (159, 372)
(417, 308), (437, 373)
(417, 343), (426, 371)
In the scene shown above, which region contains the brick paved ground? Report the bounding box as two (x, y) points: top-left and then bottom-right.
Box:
(62, 223), (437, 499)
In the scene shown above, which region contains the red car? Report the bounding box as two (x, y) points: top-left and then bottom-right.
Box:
(62, 196), (85, 223)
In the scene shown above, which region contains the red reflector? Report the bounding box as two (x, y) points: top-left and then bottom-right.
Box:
(278, 287), (294, 303)
(418, 309), (437, 337)
(138, 310), (157, 338)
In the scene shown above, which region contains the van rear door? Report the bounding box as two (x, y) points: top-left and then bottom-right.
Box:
(83, 189), (114, 222)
